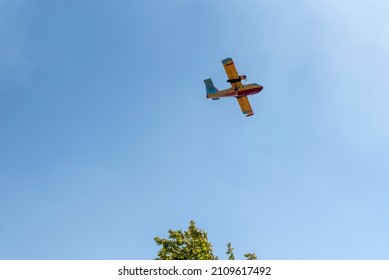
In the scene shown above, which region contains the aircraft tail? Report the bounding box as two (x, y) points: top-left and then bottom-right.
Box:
(204, 79), (219, 98)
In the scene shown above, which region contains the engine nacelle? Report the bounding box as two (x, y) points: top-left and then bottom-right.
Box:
(227, 75), (247, 83)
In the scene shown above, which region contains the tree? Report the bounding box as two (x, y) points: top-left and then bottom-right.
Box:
(154, 220), (257, 260)
(154, 220), (217, 260)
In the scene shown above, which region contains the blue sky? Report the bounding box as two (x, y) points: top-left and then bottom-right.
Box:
(1, 0), (389, 259)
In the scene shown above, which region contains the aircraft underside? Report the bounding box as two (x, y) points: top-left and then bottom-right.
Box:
(204, 58), (263, 117)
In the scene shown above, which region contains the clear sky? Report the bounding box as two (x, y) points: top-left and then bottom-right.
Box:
(1, 0), (389, 260)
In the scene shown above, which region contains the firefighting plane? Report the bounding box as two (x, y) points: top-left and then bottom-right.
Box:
(204, 58), (263, 117)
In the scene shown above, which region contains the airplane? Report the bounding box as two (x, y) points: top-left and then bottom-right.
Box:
(204, 58), (263, 117)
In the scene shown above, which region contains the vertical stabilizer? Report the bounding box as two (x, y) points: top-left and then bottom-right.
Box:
(204, 79), (219, 95)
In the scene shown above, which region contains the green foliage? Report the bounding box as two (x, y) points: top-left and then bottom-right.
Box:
(154, 220), (217, 260)
(154, 220), (257, 260)
(226, 242), (257, 260)
(243, 253), (257, 260)
(226, 242), (235, 260)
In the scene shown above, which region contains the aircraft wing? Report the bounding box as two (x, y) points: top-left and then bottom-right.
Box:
(222, 58), (243, 88)
(236, 96), (254, 117)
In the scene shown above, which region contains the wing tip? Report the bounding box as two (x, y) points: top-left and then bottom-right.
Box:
(222, 57), (233, 65)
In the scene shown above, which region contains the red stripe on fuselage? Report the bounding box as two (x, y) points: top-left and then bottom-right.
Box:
(224, 86), (263, 97)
